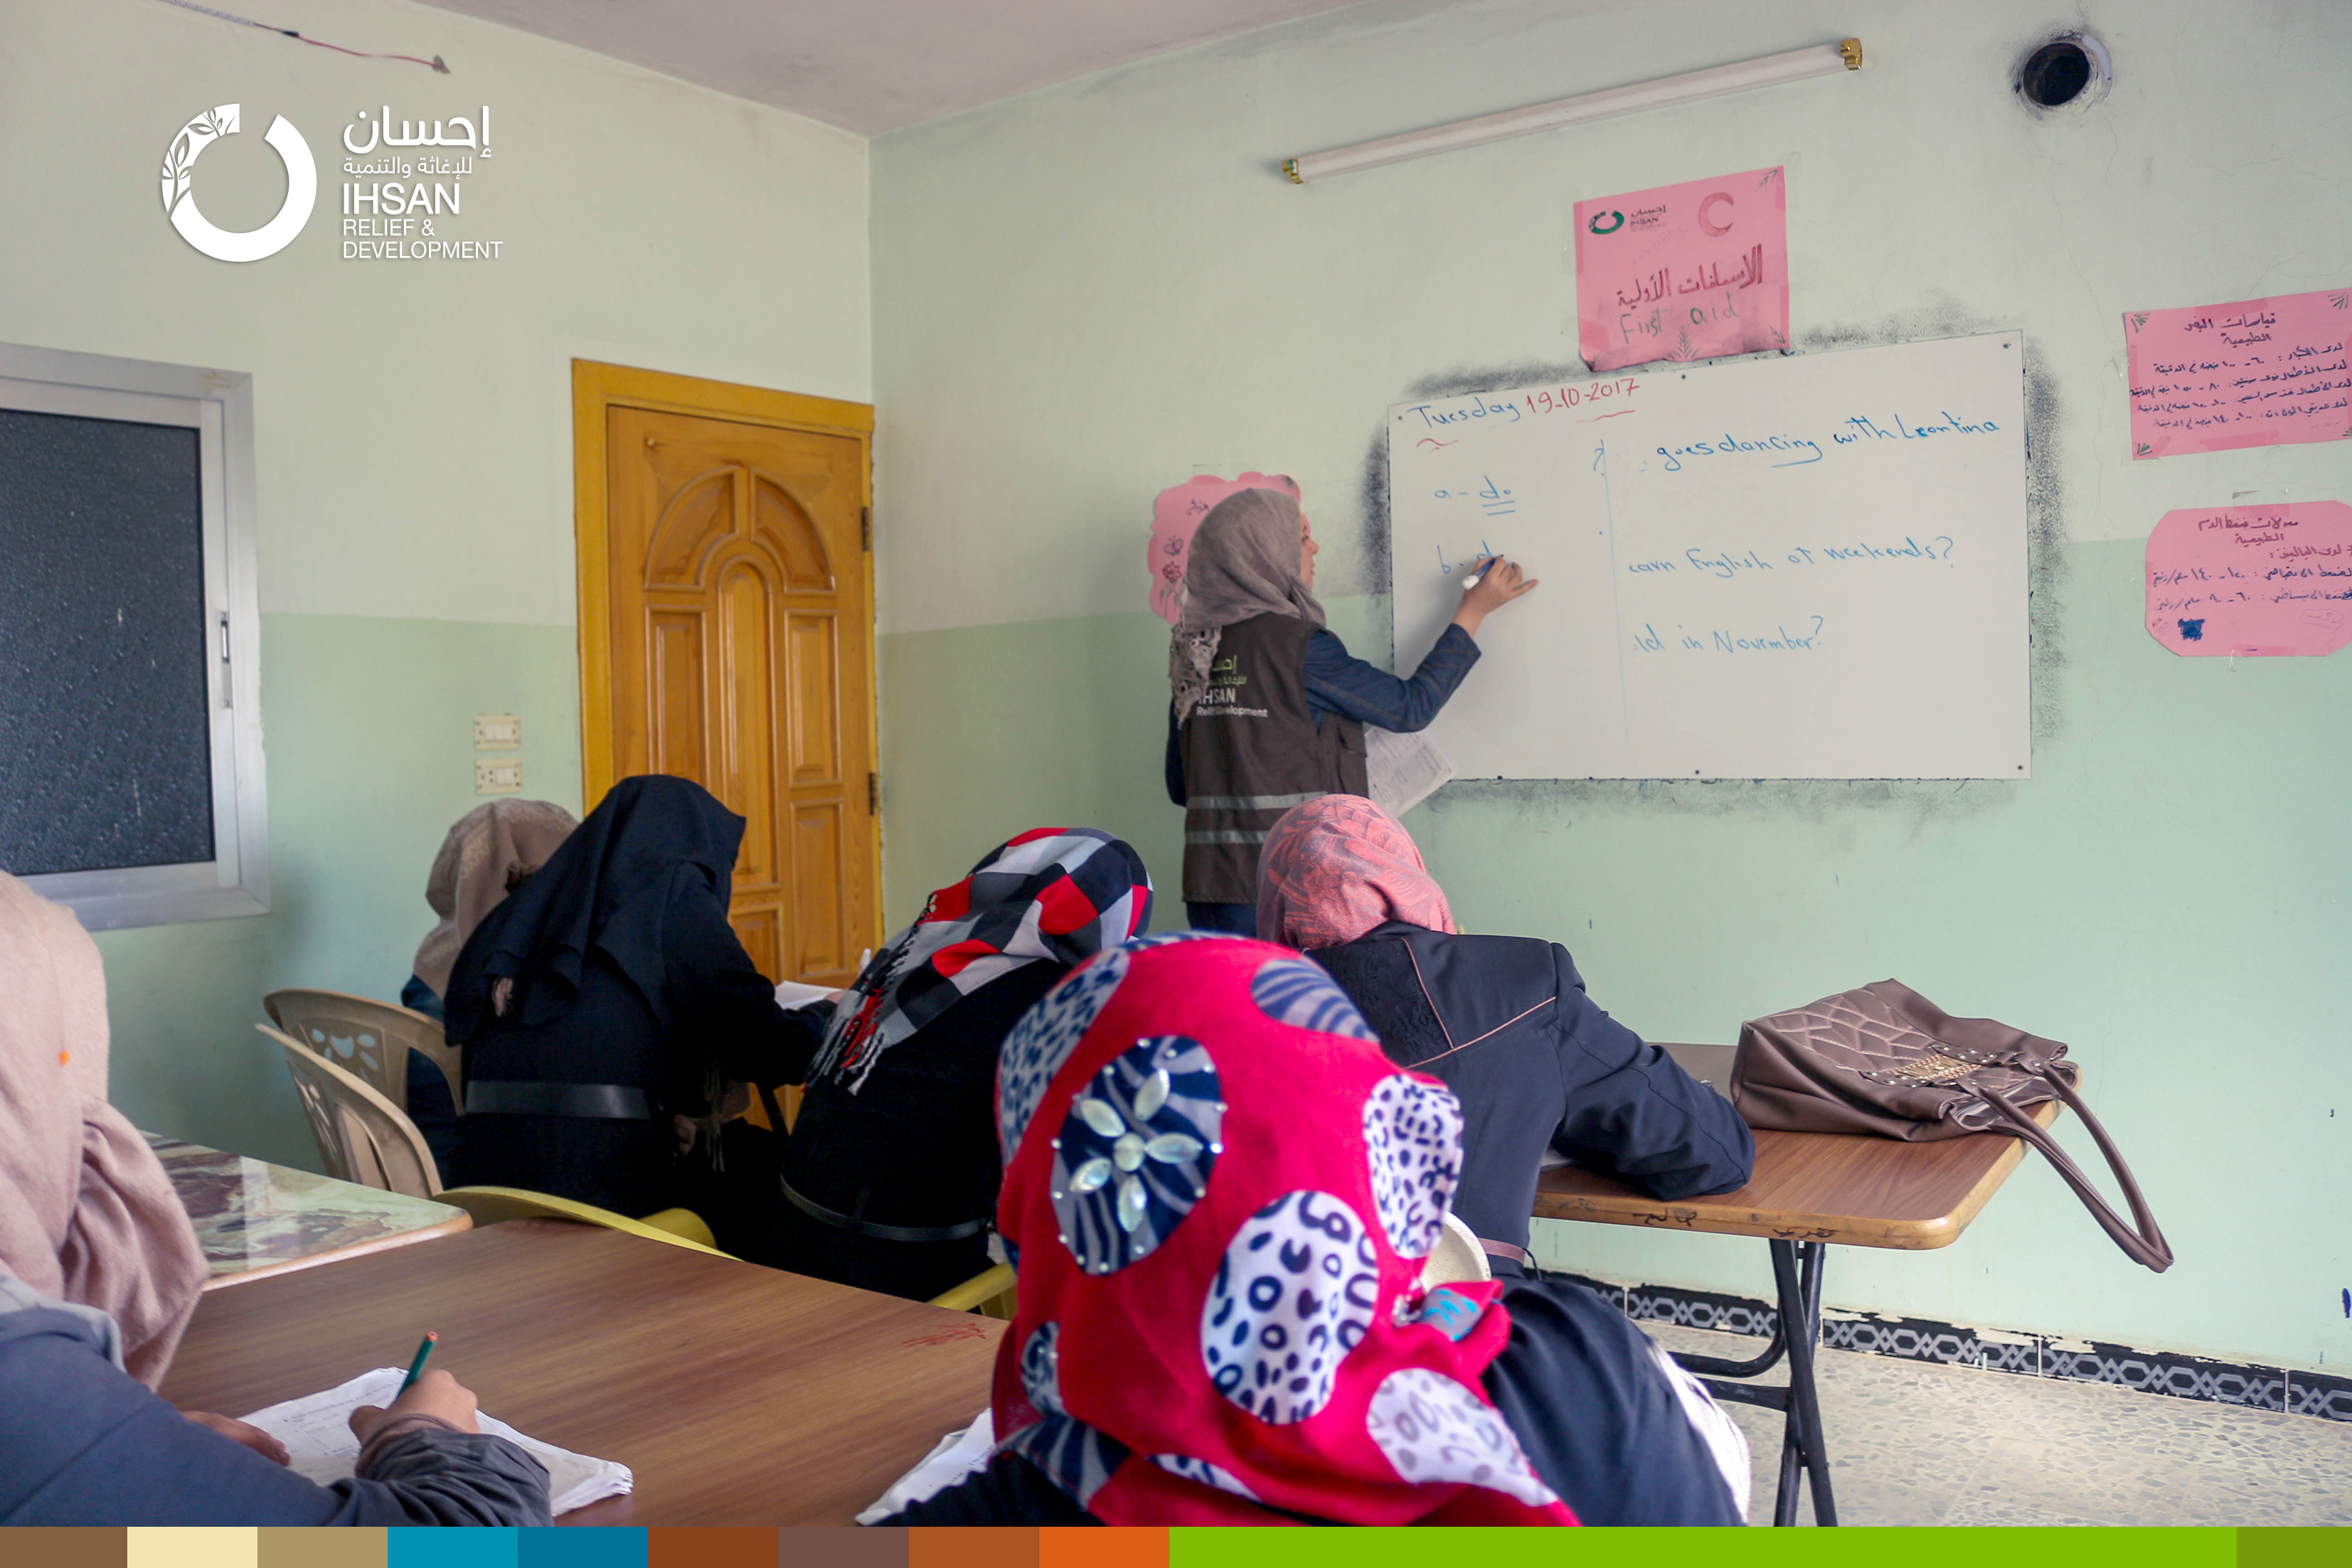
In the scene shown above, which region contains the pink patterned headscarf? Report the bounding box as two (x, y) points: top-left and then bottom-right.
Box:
(1256, 795), (1457, 951)
(0, 873), (208, 1386)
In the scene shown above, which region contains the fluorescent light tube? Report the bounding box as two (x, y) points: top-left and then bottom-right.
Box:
(1284, 38), (1861, 183)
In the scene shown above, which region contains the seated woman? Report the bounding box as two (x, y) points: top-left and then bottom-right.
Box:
(400, 799), (578, 1169)
(443, 775), (804, 1220)
(1257, 795), (1752, 1274)
(749, 828), (1151, 1303)
(0, 871), (546, 1525)
(879, 934), (1748, 1525)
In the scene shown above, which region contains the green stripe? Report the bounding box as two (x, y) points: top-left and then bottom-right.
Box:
(1170, 1527), (2236, 1566)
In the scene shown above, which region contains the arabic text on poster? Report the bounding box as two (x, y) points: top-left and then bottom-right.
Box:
(2144, 501), (2352, 656)
(2123, 289), (2350, 459)
(1573, 166), (1789, 373)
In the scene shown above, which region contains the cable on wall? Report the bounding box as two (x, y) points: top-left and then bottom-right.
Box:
(151, 0), (449, 73)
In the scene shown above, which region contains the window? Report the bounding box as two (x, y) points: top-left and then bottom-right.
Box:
(0, 343), (267, 928)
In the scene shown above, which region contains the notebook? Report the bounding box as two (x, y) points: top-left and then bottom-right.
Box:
(240, 1367), (633, 1514)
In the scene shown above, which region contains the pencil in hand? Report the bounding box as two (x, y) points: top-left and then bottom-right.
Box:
(396, 1330), (438, 1396)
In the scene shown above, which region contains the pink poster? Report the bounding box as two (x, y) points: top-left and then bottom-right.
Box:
(2124, 288), (2351, 459)
(1146, 471), (1303, 625)
(1574, 166), (1788, 373)
(2145, 501), (2352, 656)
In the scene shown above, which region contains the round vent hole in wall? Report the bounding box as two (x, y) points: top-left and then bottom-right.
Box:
(2015, 33), (2111, 113)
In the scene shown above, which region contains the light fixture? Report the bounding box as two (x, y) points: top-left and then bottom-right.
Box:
(1282, 38), (1861, 184)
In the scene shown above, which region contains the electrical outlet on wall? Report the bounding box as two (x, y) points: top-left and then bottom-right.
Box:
(473, 713), (521, 749)
(475, 757), (522, 794)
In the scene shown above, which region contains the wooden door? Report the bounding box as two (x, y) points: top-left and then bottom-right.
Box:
(574, 362), (878, 986)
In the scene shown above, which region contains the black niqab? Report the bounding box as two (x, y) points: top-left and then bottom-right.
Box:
(442, 774), (745, 1042)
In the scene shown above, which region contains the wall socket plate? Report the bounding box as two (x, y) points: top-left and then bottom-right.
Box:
(474, 757), (523, 794)
(473, 713), (521, 749)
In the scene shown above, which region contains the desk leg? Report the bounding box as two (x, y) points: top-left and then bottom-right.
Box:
(1770, 1239), (1838, 1527)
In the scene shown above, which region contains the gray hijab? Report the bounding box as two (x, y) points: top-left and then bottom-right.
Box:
(1169, 487), (1326, 722)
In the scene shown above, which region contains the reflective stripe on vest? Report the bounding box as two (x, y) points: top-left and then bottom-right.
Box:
(1184, 790), (1330, 811)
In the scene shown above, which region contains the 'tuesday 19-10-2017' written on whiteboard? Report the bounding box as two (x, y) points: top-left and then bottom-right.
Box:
(1389, 332), (2031, 780)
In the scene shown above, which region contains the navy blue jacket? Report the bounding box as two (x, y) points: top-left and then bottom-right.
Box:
(1312, 923), (1754, 1257)
(0, 1276), (550, 1526)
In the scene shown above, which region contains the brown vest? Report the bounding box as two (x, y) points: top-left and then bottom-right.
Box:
(1180, 612), (1368, 904)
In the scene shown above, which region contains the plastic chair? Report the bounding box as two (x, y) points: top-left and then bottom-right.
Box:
(264, 988), (460, 1114)
(435, 1185), (731, 1257)
(260, 1023), (442, 1198)
(928, 1262), (1017, 1318)
(1418, 1212), (1494, 1288)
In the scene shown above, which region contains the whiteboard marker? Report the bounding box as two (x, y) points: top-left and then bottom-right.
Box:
(1462, 555), (1494, 587)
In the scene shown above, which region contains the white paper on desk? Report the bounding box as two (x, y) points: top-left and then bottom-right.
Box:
(774, 979), (838, 1009)
(856, 1408), (995, 1525)
(1366, 727), (1454, 818)
(240, 1367), (632, 1513)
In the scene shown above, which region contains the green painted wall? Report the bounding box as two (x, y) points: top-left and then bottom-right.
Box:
(95, 613), (581, 1168)
(867, 0), (2352, 1375)
(880, 543), (2352, 1375)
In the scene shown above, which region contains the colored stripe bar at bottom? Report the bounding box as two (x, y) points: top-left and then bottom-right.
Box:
(0, 1524), (2309, 1568)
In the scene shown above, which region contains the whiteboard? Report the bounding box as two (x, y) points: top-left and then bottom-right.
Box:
(1389, 333), (2030, 779)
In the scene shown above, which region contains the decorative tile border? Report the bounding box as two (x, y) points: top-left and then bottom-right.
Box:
(1551, 1270), (2350, 1424)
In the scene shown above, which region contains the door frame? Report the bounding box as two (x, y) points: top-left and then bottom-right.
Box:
(570, 358), (880, 944)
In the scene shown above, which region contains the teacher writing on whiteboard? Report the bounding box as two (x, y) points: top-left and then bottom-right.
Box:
(1164, 486), (1536, 934)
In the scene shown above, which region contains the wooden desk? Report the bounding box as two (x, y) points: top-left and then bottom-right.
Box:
(144, 1134), (472, 1290)
(1536, 1045), (2056, 1249)
(1533, 1044), (2061, 1526)
(160, 1220), (1005, 1524)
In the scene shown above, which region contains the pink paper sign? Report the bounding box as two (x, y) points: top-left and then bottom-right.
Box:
(1146, 471), (1303, 625)
(1574, 166), (1789, 373)
(2145, 501), (2352, 656)
(2124, 288), (2351, 459)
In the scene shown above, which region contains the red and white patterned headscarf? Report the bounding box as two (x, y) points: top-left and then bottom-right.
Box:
(989, 934), (1575, 1526)
(1255, 795), (1456, 951)
(812, 828), (1151, 1092)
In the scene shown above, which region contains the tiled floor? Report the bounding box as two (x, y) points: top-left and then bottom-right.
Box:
(1638, 1321), (2352, 1526)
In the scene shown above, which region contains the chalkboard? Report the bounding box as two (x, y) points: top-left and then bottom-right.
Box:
(1389, 333), (2030, 779)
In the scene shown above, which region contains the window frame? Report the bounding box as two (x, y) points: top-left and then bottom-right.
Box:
(0, 342), (268, 929)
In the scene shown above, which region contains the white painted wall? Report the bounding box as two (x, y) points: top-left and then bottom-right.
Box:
(3, 0), (869, 628)
(872, 0), (2352, 636)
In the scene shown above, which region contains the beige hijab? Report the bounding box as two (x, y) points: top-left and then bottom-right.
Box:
(410, 800), (579, 1000)
(0, 873), (208, 1386)
(1169, 487), (1327, 722)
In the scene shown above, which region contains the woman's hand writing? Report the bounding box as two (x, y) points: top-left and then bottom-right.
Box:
(1452, 556), (1540, 638)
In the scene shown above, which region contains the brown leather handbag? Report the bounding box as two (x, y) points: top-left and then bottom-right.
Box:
(1731, 980), (2173, 1272)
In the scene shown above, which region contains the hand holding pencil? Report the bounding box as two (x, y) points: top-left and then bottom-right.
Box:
(350, 1332), (485, 1442)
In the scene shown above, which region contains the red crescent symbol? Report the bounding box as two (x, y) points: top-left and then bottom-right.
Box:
(1698, 191), (1735, 238)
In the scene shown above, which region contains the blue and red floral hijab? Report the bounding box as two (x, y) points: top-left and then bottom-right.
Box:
(989, 934), (1577, 1526)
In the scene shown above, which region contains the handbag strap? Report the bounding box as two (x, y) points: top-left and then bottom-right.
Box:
(1974, 1061), (2172, 1273)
